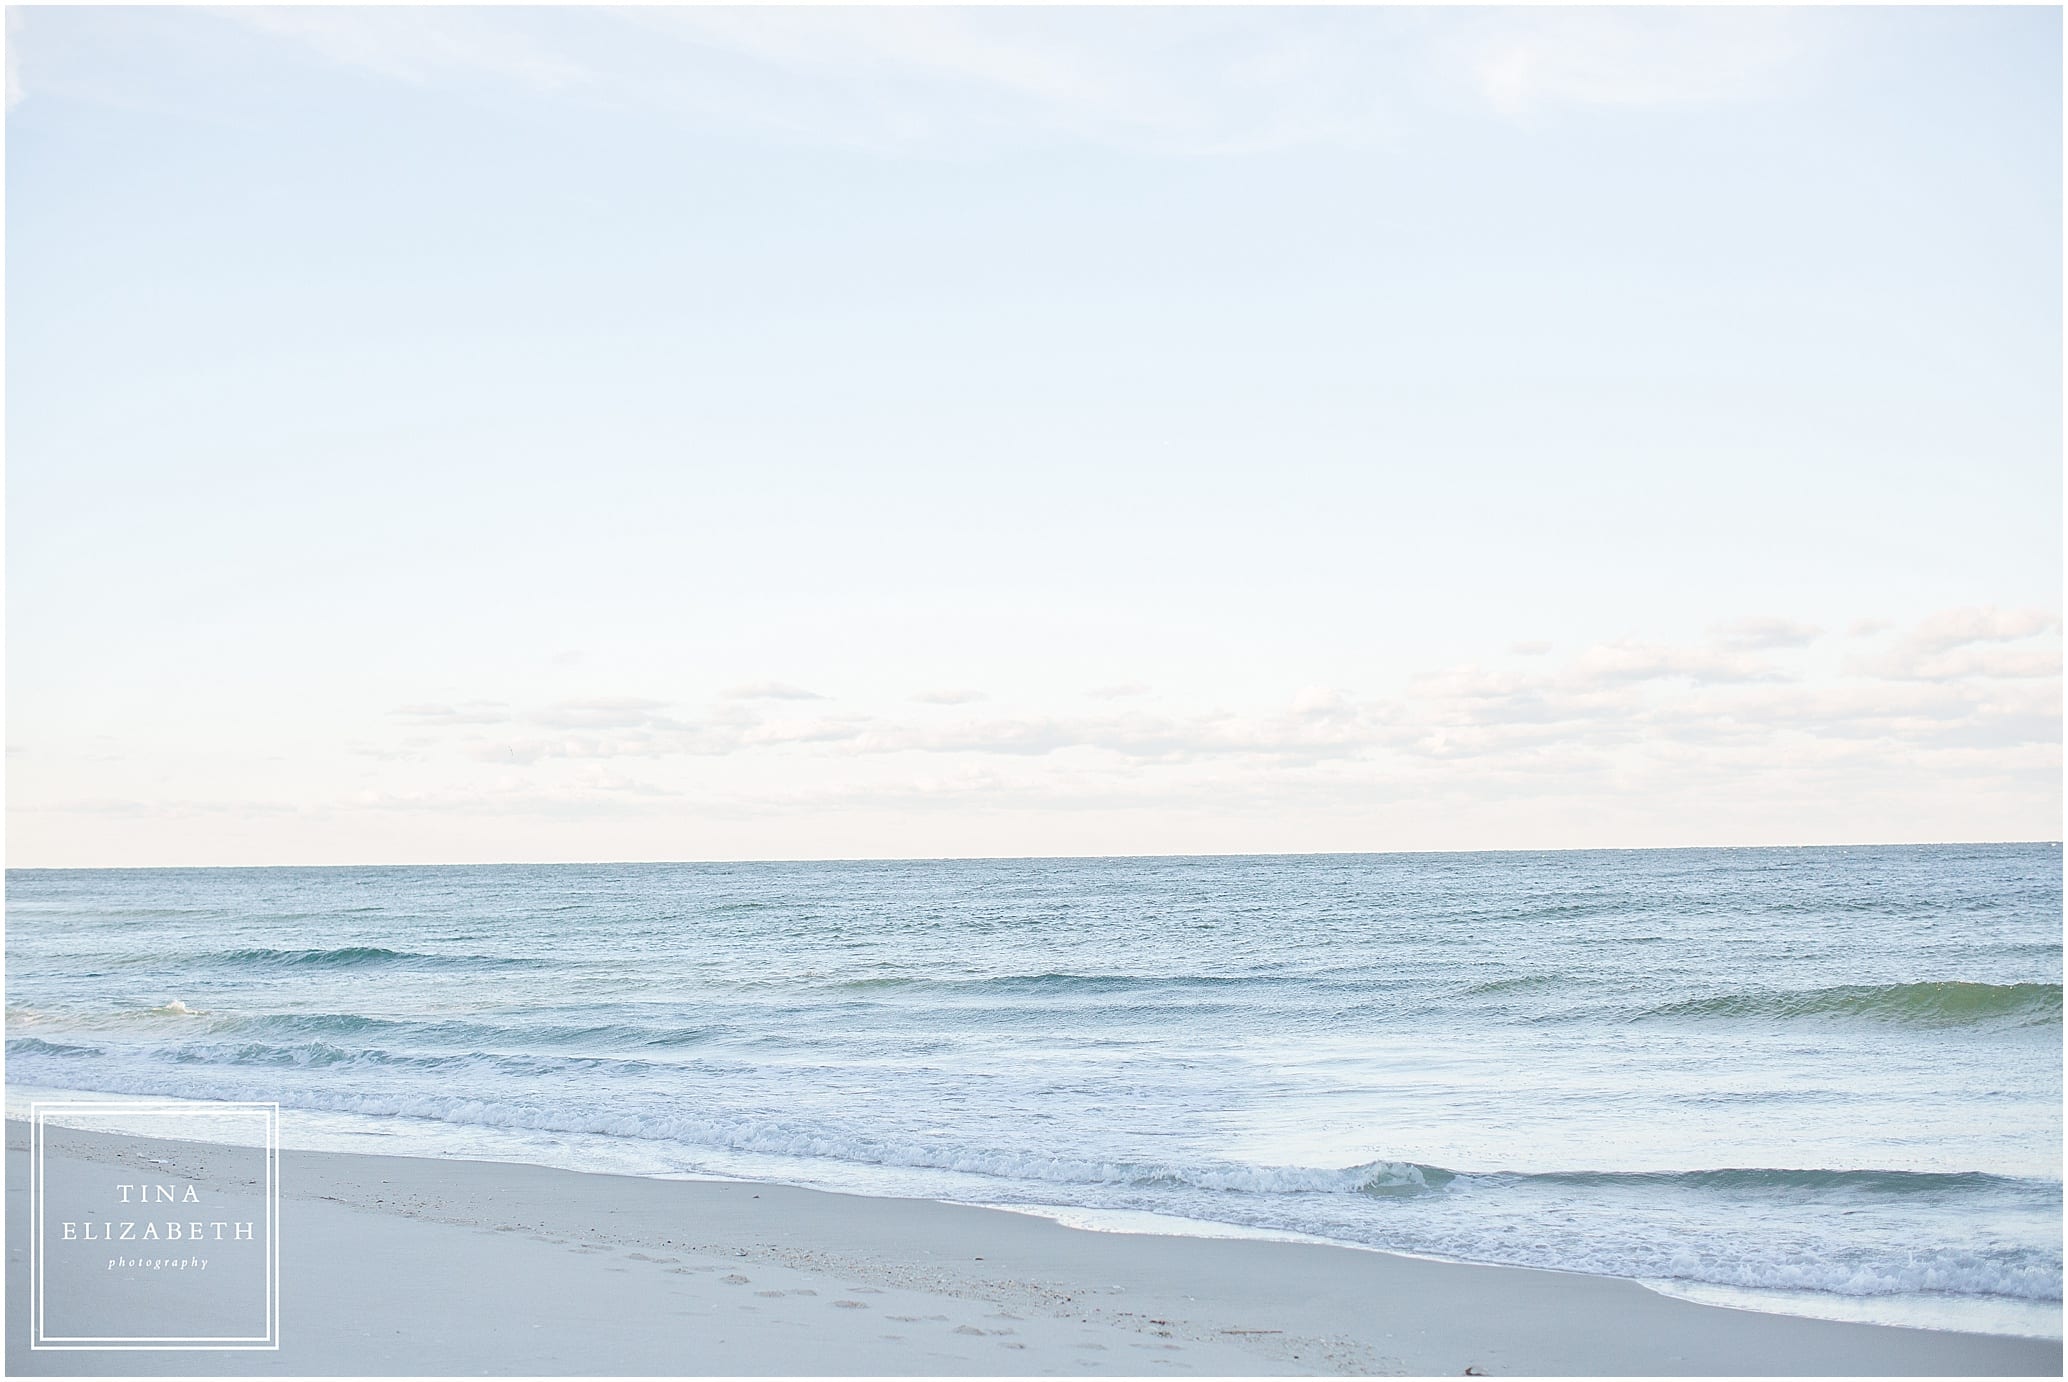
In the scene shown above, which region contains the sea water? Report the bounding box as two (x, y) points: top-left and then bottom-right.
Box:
(7, 844), (2060, 1337)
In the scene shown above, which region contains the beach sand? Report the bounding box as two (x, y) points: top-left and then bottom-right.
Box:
(5, 1120), (2058, 1377)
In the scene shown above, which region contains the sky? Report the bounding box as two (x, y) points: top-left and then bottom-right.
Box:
(5, 5), (2062, 867)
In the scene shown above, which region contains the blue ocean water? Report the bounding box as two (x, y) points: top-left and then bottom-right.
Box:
(7, 845), (2061, 1336)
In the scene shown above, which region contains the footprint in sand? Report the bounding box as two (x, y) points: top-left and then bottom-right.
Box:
(833, 1300), (868, 1310)
(952, 1325), (987, 1336)
(755, 1290), (787, 1298)
(722, 1273), (751, 1285)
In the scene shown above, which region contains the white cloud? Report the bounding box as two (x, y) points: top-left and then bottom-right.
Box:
(195, 7), (1814, 158)
(1711, 617), (1823, 651)
(740, 717), (872, 748)
(1564, 640), (1785, 688)
(6, 10), (25, 110)
(27, 796), (305, 819)
(390, 701), (509, 726)
(32, 611), (2047, 860)
(1864, 644), (2062, 684)
(1467, 8), (1805, 117)
(1847, 605), (2062, 682)
(530, 697), (683, 730)
(1903, 606), (2060, 656)
(339, 778), (680, 819)
(721, 681), (827, 702)
(911, 688), (988, 705)
(371, 614), (2058, 785)
(224, 7), (590, 90)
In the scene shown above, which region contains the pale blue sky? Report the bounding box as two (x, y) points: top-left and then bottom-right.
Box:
(7, 5), (2061, 865)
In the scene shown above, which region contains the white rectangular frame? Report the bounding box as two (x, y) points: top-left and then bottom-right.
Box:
(29, 1100), (280, 1351)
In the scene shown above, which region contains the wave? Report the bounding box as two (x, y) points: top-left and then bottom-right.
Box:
(6, 1036), (102, 1058)
(149, 1040), (679, 1080)
(208, 946), (542, 971)
(1641, 981), (2061, 1028)
(1487, 1167), (2047, 1199)
(1461, 973), (1572, 996)
(8, 1045), (2048, 1213)
(826, 970), (1390, 998)
(2, 1053), (1451, 1196)
(207, 1012), (718, 1050)
(10, 1058), (2056, 1304)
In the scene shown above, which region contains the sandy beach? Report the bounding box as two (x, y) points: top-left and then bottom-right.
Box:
(4, 1120), (2057, 1377)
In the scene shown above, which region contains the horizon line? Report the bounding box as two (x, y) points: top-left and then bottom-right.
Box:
(6, 838), (2060, 873)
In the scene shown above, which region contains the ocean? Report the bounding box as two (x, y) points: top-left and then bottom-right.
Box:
(7, 844), (2061, 1338)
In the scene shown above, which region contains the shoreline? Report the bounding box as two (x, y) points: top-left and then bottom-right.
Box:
(12, 1082), (2057, 1344)
(6, 1119), (2060, 1376)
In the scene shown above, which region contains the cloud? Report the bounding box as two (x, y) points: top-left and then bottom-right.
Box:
(844, 695), (1397, 767)
(1466, 8), (1805, 116)
(1564, 640), (1785, 688)
(27, 796), (305, 819)
(467, 728), (723, 765)
(1848, 606), (2062, 682)
(1901, 606), (2060, 656)
(193, 7), (1813, 160)
(911, 689), (988, 705)
(1086, 682), (1150, 700)
(624, 6), (1404, 154)
(741, 717), (872, 747)
(390, 701), (509, 726)
(340, 776), (681, 819)
(348, 737), (437, 763)
(6, 10), (24, 109)
(224, 7), (591, 90)
(1510, 641), (1553, 656)
(1711, 617), (1822, 651)
(294, 611), (2056, 848)
(565, 766), (676, 797)
(1864, 644), (2062, 685)
(530, 697), (683, 730)
(721, 681), (826, 702)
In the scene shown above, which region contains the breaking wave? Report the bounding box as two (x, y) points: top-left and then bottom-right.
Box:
(1641, 981), (2060, 1028)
